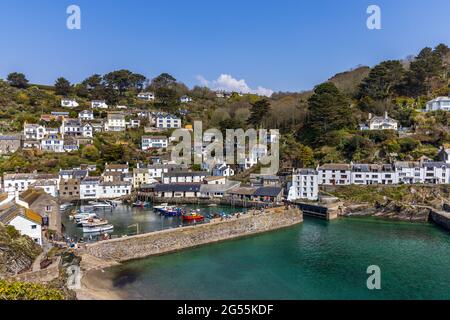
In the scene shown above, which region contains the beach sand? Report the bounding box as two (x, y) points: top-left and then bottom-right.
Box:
(76, 268), (128, 300)
(75, 253), (126, 300)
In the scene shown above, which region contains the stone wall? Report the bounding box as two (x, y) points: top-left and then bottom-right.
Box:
(429, 210), (450, 231)
(85, 207), (302, 262)
(9, 257), (61, 283)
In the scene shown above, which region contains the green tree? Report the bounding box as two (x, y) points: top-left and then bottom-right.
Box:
(247, 99), (271, 128)
(54, 77), (72, 96)
(358, 60), (404, 101)
(7, 72), (29, 89)
(305, 82), (355, 144)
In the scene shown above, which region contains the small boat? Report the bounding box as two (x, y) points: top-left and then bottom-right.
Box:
(182, 211), (205, 222)
(208, 204), (218, 207)
(80, 219), (109, 228)
(93, 202), (114, 210)
(83, 224), (114, 233)
(109, 199), (123, 205)
(72, 212), (97, 221)
(153, 203), (169, 212)
(133, 200), (149, 208)
(160, 206), (181, 217)
(60, 203), (73, 211)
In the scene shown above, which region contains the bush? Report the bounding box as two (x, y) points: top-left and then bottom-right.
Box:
(0, 280), (64, 300)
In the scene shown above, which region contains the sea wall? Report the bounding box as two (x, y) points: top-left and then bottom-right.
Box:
(429, 209), (450, 231)
(85, 207), (302, 262)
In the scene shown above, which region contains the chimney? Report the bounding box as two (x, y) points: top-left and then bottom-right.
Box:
(368, 113), (372, 120)
(384, 111), (388, 119)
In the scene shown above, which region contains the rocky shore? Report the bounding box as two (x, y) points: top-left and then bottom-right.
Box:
(340, 201), (431, 222)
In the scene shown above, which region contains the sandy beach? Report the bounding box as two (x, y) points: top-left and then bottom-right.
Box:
(75, 253), (126, 300)
(76, 268), (128, 300)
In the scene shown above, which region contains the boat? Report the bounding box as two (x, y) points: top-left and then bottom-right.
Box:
(182, 211), (205, 222)
(208, 204), (218, 207)
(109, 199), (123, 205)
(60, 203), (73, 211)
(133, 200), (149, 208)
(160, 206), (182, 217)
(153, 203), (169, 211)
(82, 224), (114, 233)
(80, 219), (109, 228)
(92, 202), (114, 210)
(72, 212), (97, 221)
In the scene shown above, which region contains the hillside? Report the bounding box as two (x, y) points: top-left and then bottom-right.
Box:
(1, 43), (450, 173)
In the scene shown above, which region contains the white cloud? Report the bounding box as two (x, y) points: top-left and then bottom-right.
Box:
(196, 74), (273, 97)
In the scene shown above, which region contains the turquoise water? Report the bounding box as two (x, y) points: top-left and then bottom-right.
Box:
(108, 217), (450, 300)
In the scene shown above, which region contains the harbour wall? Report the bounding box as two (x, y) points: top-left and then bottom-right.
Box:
(84, 207), (303, 262)
(429, 209), (450, 231)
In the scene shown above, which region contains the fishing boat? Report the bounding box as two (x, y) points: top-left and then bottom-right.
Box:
(82, 224), (114, 233)
(153, 203), (169, 212)
(80, 219), (109, 228)
(182, 211), (205, 222)
(72, 212), (97, 221)
(160, 206), (181, 217)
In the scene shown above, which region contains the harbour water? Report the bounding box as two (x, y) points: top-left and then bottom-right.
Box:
(62, 204), (247, 241)
(106, 217), (450, 300)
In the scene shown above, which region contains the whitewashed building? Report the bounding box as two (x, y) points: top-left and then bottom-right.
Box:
(162, 171), (208, 184)
(91, 100), (108, 109)
(24, 124), (46, 140)
(61, 99), (79, 108)
(359, 112), (398, 131)
(425, 96), (450, 112)
(141, 136), (168, 150)
(153, 113), (182, 129)
(394, 162), (423, 184)
(243, 145), (268, 170)
(0, 204), (42, 245)
(80, 177), (101, 200)
(79, 110), (94, 121)
(137, 92), (155, 101)
(41, 134), (65, 153)
(212, 163), (235, 177)
(97, 181), (132, 199)
(318, 164), (352, 185)
(3, 173), (59, 197)
(289, 169), (319, 201)
(30, 180), (58, 197)
(105, 113), (126, 132)
(180, 95), (192, 103)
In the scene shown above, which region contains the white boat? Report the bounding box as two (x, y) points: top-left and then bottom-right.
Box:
(153, 203), (169, 211)
(60, 203), (73, 211)
(73, 213), (97, 221)
(93, 202), (114, 210)
(109, 199), (123, 205)
(80, 219), (109, 228)
(82, 224), (114, 233)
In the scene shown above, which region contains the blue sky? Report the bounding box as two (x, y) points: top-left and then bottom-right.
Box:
(1, 0), (450, 93)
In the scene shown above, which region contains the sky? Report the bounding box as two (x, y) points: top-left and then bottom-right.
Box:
(1, 0), (450, 94)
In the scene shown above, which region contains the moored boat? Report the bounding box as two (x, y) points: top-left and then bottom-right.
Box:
(182, 211), (205, 222)
(133, 200), (149, 208)
(82, 224), (114, 233)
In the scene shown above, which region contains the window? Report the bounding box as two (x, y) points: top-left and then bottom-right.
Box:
(31, 225), (37, 230)
(45, 206), (52, 212)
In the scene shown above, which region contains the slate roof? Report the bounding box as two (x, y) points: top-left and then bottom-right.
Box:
(154, 183), (201, 193)
(253, 187), (283, 197)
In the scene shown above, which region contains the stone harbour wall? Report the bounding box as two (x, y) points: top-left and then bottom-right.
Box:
(429, 209), (450, 231)
(85, 207), (303, 262)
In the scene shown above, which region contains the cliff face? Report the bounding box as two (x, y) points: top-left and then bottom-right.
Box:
(0, 224), (42, 277)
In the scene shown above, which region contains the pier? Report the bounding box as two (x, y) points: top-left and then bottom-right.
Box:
(81, 206), (303, 262)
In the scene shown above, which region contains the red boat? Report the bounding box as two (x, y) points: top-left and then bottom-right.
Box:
(182, 211), (205, 222)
